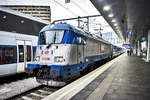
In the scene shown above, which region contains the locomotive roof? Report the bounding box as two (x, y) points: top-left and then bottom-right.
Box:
(40, 23), (85, 33)
(40, 23), (111, 45)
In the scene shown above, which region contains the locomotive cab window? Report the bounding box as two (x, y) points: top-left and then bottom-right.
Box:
(76, 35), (86, 44)
(77, 37), (82, 43)
(40, 30), (65, 45)
(82, 37), (86, 44)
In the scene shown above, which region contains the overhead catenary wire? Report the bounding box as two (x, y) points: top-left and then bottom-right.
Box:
(71, 0), (90, 15)
(53, 0), (79, 16)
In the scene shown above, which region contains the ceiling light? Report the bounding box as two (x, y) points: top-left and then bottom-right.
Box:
(112, 19), (116, 22)
(3, 16), (7, 19)
(114, 23), (117, 26)
(21, 20), (24, 23)
(103, 5), (110, 11)
(108, 14), (113, 17)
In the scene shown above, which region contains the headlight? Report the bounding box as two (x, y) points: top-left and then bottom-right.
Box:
(54, 56), (64, 62)
(35, 56), (40, 61)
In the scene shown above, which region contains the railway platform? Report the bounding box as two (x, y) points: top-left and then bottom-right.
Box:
(74, 54), (150, 100)
(43, 53), (150, 100)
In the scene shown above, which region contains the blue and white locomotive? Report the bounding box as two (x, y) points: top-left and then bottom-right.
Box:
(27, 23), (113, 84)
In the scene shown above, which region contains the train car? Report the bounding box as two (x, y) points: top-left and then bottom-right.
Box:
(112, 45), (119, 57)
(26, 23), (112, 85)
(0, 31), (38, 77)
(112, 45), (125, 57)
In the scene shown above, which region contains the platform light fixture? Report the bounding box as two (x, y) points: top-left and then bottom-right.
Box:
(103, 5), (110, 11)
(3, 16), (7, 19)
(116, 29), (119, 32)
(108, 14), (113, 17)
(112, 19), (116, 22)
(21, 20), (24, 23)
(114, 23), (117, 26)
(115, 27), (118, 30)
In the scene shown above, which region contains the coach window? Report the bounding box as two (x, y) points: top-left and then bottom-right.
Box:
(19, 45), (24, 62)
(5, 48), (15, 64)
(0, 48), (16, 64)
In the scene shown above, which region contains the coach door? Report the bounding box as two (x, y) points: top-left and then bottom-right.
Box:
(17, 40), (32, 73)
(17, 40), (25, 73)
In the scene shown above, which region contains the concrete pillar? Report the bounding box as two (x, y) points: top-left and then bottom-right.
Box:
(146, 30), (150, 62)
(137, 40), (140, 56)
(133, 43), (136, 55)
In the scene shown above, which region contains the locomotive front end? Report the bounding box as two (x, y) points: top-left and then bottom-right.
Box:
(26, 23), (86, 85)
(26, 25), (71, 85)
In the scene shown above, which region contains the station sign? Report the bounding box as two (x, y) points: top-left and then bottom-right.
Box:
(141, 37), (147, 41)
(126, 30), (132, 37)
(122, 44), (132, 49)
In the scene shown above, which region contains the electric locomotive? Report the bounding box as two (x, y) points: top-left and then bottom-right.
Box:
(26, 23), (112, 85)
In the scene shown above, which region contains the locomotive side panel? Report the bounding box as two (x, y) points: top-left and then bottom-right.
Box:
(84, 37), (100, 57)
(84, 37), (111, 63)
(77, 45), (84, 64)
(100, 42), (111, 54)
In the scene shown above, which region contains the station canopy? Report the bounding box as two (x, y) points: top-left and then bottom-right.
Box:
(0, 7), (49, 35)
(90, 0), (150, 44)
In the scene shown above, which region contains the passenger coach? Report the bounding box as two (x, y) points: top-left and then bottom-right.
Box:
(0, 31), (37, 77)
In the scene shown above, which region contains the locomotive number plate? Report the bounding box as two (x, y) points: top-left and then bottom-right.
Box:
(42, 57), (50, 61)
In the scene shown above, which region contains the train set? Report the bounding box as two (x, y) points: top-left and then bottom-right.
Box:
(26, 23), (124, 85)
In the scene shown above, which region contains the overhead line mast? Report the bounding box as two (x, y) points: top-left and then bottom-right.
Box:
(53, 15), (101, 31)
(53, 0), (79, 16)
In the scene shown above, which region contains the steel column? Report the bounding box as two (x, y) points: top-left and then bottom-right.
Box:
(137, 40), (140, 56)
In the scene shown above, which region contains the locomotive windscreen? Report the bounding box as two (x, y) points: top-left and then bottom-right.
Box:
(40, 30), (65, 45)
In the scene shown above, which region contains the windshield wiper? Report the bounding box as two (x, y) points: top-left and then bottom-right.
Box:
(54, 32), (56, 43)
(47, 43), (53, 48)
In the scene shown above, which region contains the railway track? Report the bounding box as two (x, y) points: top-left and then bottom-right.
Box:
(8, 85), (61, 100)
(2, 56), (116, 100)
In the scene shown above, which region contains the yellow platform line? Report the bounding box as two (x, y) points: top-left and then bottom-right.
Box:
(16, 70), (25, 74)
